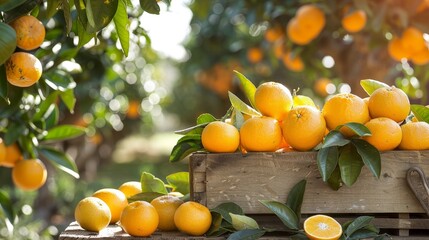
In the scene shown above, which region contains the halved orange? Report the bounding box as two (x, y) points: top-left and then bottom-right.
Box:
(304, 214), (342, 240)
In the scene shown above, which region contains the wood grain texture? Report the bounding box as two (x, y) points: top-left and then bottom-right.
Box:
(59, 222), (223, 240)
(190, 151), (429, 214)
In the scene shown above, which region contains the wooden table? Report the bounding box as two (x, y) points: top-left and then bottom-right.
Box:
(59, 222), (224, 239)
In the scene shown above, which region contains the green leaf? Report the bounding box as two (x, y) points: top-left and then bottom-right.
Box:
(0, 23), (17, 65)
(229, 213), (259, 230)
(33, 91), (59, 121)
(345, 216), (375, 237)
(197, 113), (217, 124)
(139, 0), (160, 14)
(113, 0), (129, 56)
(43, 125), (86, 141)
(76, 16), (95, 48)
(286, 179), (306, 222)
(174, 123), (207, 135)
(169, 134), (203, 162)
(227, 229), (266, 240)
(4, 122), (26, 145)
(60, 89), (76, 113)
(46, 0), (62, 18)
(3, 0), (38, 22)
(166, 172), (189, 195)
(45, 105), (59, 129)
(228, 91), (261, 117)
(62, 0), (73, 34)
(339, 145), (364, 187)
(207, 212), (231, 237)
(140, 172), (168, 194)
(259, 200), (299, 230)
(317, 146), (339, 182)
(38, 146), (80, 179)
(0, 190), (14, 222)
(85, 0), (118, 33)
(322, 130), (350, 148)
(0, 0), (27, 11)
(44, 70), (76, 91)
(360, 79), (389, 96)
(0, 65), (9, 103)
(233, 109), (245, 130)
(352, 139), (381, 179)
(337, 122), (371, 137)
(127, 192), (164, 203)
(211, 202), (244, 224)
(411, 104), (429, 123)
(327, 165), (342, 190)
(233, 70), (257, 108)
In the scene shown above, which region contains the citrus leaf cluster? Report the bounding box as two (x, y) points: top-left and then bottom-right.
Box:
(128, 171), (190, 203)
(341, 216), (389, 240)
(317, 123), (381, 190)
(207, 202), (265, 239)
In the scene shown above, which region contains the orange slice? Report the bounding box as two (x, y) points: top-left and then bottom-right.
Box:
(304, 214), (342, 240)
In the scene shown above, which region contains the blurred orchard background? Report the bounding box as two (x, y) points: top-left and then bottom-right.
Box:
(1, 0), (429, 239)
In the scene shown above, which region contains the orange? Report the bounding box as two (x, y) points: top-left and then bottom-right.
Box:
(304, 214), (342, 240)
(5, 52), (43, 87)
(410, 46), (429, 65)
(368, 86), (410, 123)
(282, 106), (326, 151)
(254, 82), (293, 120)
(3, 143), (22, 168)
(401, 27), (425, 54)
(314, 78), (333, 97)
(363, 97), (369, 106)
(118, 181), (142, 198)
(239, 117), (283, 152)
(282, 52), (304, 72)
(0, 139), (6, 167)
(247, 47), (263, 64)
(201, 121), (240, 153)
(341, 10), (367, 33)
(9, 15), (45, 51)
(287, 17), (313, 45)
(93, 188), (128, 224)
(322, 93), (370, 136)
(264, 26), (284, 42)
(174, 201), (212, 236)
(12, 159), (47, 191)
(151, 195), (184, 231)
(295, 5), (326, 40)
(398, 122), (429, 150)
(126, 101), (140, 119)
(120, 201), (159, 237)
(387, 37), (410, 61)
(0, 143), (22, 167)
(74, 197), (111, 232)
(273, 42), (286, 59)
(363, 117), (402, 151)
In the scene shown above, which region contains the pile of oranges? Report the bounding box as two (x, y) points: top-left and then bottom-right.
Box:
(5, 15), (45, 87)
(201, 80), (429, 154)
(0, 139), (47, 191)
(74, 181), (212, 237)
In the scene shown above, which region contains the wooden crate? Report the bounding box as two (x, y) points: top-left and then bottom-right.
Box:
(190, 151), (429, 238)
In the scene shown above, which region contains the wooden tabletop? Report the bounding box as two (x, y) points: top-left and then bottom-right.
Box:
(59, 222), (223, 240)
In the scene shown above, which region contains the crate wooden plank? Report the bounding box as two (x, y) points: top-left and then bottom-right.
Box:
(190, 151), (429, 214)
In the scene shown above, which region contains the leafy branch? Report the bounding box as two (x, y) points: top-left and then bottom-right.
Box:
(317, 123), (381, 190)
